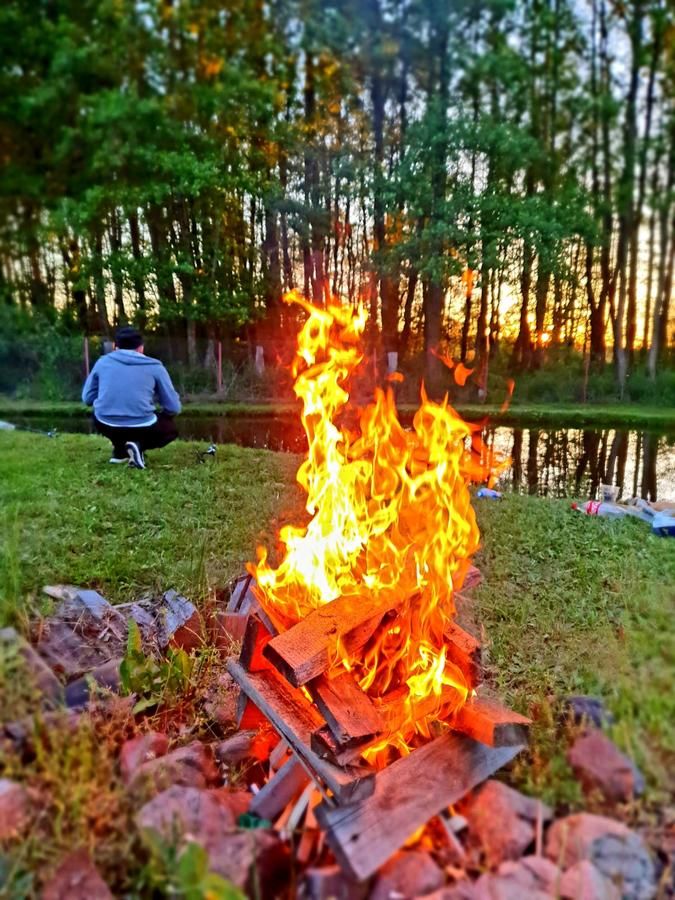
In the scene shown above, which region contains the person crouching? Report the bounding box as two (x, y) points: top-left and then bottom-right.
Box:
(82, 326), (181, 469)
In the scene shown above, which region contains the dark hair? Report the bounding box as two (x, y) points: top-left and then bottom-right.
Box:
(115, 326), (143, 350)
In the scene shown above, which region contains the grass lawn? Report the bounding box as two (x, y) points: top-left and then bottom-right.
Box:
(1, 430), (673, 805)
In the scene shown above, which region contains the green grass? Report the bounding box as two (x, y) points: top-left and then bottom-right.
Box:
(473, 495), (674, 804)
(0, 430), (673, 806)
(0, 431), (299, 608)
(1, 397), (674, 430)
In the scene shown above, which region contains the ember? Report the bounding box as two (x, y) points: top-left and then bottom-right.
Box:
(250, 292), (506, 762)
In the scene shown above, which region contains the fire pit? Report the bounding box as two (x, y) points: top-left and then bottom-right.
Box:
(226, 293), (526, 880)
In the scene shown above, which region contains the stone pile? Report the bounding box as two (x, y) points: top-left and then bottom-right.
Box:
(0, 584), (665, 900)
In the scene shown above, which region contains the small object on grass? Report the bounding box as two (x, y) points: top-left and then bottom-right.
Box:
(476, 487), (502, 499)
(237, 812), (272, 830)
(652, 512), (675, 537)
(197, 444), (217, 463)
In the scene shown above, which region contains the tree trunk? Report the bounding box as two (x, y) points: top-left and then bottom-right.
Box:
(627, 19), (660, 361)
(128, 211), (147, 329)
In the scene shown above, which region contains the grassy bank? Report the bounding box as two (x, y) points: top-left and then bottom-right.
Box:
(1, 397), (674, 430)
(1, 430), (673, 805)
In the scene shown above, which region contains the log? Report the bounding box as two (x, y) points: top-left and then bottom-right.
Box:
(309, 671), (384, 747)
(454, 565), (482, 592)
(313, 681), (464, 767)
(315, 732), (524, 880)
(375, 683), (464, 735)
(226, 574), (277, 635)
(311, 725), (375, 767)
(212, 611), (249, 645)
(263, 591), (401, 686)
(236, 695), (266, 730)
(240, 614), (275, 672)
(226, 574), (255, 613)
(250, 757), (310, 821)
(451, 696), (531, 747)
(445, 622), (482, 688)
(227, 661), (375, 804)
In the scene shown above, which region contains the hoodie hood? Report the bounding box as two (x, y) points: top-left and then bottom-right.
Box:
(108, 349), (160, 367)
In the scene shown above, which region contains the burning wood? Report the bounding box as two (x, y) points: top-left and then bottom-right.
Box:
(314, 733), (523, 880)
(223, 294), (521, 877)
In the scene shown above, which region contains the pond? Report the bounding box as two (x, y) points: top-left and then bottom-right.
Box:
(7, 413), (675, 502)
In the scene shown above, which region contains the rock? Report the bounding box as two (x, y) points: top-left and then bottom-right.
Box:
(546, 814), (656, 900)
(460, 780), (552, 866)
(120, 732), (169, 783)
(202, 671), (238, 726)
(420, 886), (477, 900)
(458, 856), (560, 900)
(0, 627), (63, 707)
(136, 786), (288, 894)
(64, 659), (122, 709)
(214, 729), (278, 765)
(4, 709), (82, 748)
(302, 865), (368, 900)
(214, 730), (260, 764)
(565, 696), (615, 729)
(0, 779), (30, 839)
(567, 730), (645, 802)
(472, 871), (551, 900)
(130, 740), (219, 794)
(208, 830), (289, 896)
(137, 784), (236, 837)
(498, 856), (560, 893)
(560, 860), (620, 900)
(212, 788), (251, 819)
(36, 593), (127, 680)
(370, 851), (445, 900)
(42, 849), (113, 900)
(58, 590), (114, 622)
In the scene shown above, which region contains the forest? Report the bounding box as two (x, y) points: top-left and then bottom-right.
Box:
(0, 0), (673, 398)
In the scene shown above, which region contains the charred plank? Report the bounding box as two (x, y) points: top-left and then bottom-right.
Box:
(315, 732), (524, 880)
(262, 591), (400, 686)
(309, 671), (384, 746)
(227, 660), (375, 804)
(451, 696), (531, 747)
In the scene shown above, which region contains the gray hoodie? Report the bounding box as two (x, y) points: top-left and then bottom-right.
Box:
(82, 350), (181, 427)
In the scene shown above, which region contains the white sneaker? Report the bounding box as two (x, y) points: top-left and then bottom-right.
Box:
(125, 441), (146, 469)
(109, 456), (128, 464)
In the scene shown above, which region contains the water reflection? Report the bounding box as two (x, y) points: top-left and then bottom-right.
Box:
(8, 415), (675, 500)
(485, 427), (674, 501)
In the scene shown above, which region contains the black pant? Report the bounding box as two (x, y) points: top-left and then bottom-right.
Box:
(93, 413), (178, 458)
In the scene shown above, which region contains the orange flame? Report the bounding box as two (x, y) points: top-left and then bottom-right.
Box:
(251, 292), (506, 763)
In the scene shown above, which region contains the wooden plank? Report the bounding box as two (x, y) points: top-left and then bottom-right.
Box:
(315, 732), (524, 880)
(453, 565), (482, 592)
(263, 591), (400, 686)
(227, 660), (375, 804)
(309, 671), (384, 746)
(226, 574), (278, 635)
(310, 725), (374, 767)
(226, 574), (254, 612)
(313, 681), (464, 767)
(451, 696), (531, 747)
(250, 757), (310, 820)
(240, 614), (275, 672)
(236, 695), (266, 730)
(212, 611), (249, 645)
(445, 622), (482, 688)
